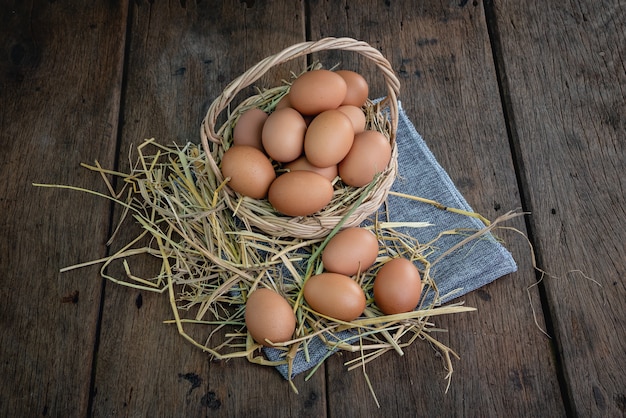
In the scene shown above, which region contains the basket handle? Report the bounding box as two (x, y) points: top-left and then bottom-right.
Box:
(200, 37), (400, 157)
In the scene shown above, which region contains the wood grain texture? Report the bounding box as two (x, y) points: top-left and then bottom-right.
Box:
(491, 1), (626, 416)
(0, 1), (127, 416)
(308, 0), (565, 415)
(2, 0), (623, 416)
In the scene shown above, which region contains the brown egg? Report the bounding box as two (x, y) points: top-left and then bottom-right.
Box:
(268, 171), (334, 216)
(275, 93), (292, 111)
(284, 156), (338, 181)
(373, 258), (423, 315)
(304, 110), (354, 168)
(244, 288), (296, 346)
(303, 273), (366, 321)
(337, 105), (366, 134)
(289, 69), (347, 115)
(336, 70), (369, 107)
(221, 145), (276, 199)
(338, 130), (392, 187)
(262, 107), (307, 162)
(322, 227), (379, 276)
(232, 108), (268, 150)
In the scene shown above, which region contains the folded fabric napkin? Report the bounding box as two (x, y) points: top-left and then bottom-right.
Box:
(266, 101), (517, 378)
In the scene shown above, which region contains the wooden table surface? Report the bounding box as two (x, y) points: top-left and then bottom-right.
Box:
(1, 1), (624, 416)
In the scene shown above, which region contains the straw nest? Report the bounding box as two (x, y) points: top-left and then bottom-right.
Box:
(56, 137), (477, 396)
(200, 37), (400, 239)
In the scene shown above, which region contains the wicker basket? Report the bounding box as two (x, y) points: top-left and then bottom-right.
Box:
(200, 37), (400, 239)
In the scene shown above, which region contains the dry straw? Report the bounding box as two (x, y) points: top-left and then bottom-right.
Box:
(34, 38), (517, 396)
(201, 37), (401, 239)
(39, 137), (484, 396)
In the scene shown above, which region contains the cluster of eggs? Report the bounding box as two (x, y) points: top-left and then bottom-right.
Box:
(244, 227), (424, 346)
(221, 69), (393, 217)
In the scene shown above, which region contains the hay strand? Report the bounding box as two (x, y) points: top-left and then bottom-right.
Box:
(37, 137), (493, 391)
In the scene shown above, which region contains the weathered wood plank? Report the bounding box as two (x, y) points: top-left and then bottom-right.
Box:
(0, 1), (128, 416)
(5, 0), (621, 416)
(89, 1), (327, 416)
(308, 0), (566, 415)
(490, 1), (626, 416)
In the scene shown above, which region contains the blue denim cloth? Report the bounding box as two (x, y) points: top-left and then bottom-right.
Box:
(266, 102), (517, 379)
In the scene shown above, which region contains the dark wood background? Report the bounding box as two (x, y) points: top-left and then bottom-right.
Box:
(1, 1), (624, 416)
